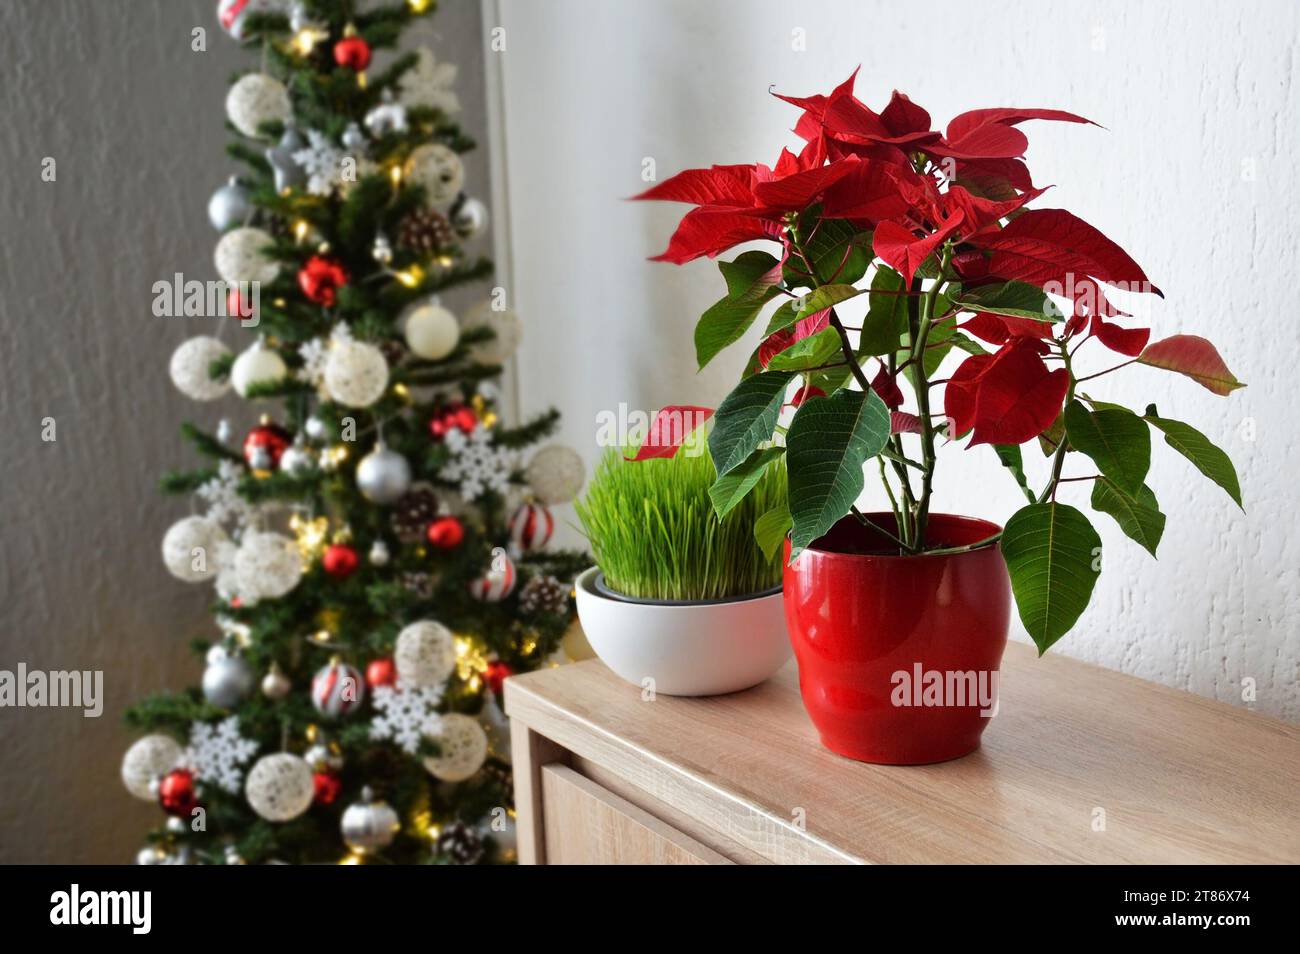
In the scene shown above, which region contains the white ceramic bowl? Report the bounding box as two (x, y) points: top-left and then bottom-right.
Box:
(574, 566), (792, 696)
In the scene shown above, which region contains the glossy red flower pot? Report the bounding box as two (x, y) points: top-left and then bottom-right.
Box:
(783, 513), (1010, 765)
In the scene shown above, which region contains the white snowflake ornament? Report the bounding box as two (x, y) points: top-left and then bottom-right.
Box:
(182, 716), (259, 794)
(401, 48), (460, 115)
(369, 681), (446, 755)
(442, 425), (515, 500)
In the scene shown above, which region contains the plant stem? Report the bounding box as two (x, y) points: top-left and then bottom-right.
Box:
(1037, 339), (1077, 504)
(908, 245), (953, 551)
(1074, 359), (1136, 383)
(922, 531), (1002, 556)
(852, 505), (908, 550)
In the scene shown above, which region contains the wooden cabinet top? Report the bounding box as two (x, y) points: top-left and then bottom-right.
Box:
(505, 642), (1300, 864)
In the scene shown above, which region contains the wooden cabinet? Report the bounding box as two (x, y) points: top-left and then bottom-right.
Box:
(505, 643), (1300, 865)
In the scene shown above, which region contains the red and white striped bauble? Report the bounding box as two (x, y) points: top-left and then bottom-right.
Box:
(311, 659), (366, 718)
(468, 551), (516, 603)
(508, 501), (554, 555)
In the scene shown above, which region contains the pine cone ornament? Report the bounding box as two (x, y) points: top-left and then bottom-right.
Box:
(398, 207), (455, 255)
(518, 574), (569, 616)
(436, 820), (484, 865)
(401, 571), (435, 600)
(392, 488), (439, 542)
(379, 337), (408, 368)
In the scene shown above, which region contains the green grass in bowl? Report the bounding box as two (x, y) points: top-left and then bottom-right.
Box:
(574, 447), (785, 602)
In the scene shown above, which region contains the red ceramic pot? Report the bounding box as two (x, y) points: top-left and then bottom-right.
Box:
(783, 513), (1010, 765)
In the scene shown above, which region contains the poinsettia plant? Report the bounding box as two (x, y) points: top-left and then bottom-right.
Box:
(636, 70), (1244, 653)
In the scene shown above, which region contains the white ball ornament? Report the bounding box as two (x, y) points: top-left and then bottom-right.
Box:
(234, 531), (302, 601)
(423, 713), (488, 782)
(324, 339), (389, 407)
(402, 300), (460, 360)
(230, 340), (287, 398)
(525, 444), (586, 505)
(215, 226), (279, 285)
(394, 620), (456, 689)
(225, 72), (292, 138)
(355, 443), (411, 504)
(122, 735), (183, 801)
(244, 753), (315, 822)
(461, 301), (521, 365)
(405, 143), (464, 208)
(162, 516), (229, 583)
(169, 336), (232, 402)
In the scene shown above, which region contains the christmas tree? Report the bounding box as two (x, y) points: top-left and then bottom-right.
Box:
(122, 0), (588, 865)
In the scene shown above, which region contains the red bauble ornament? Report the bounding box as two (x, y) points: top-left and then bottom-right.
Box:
(333, 35), (372, 71)
(428, 403), (478, 441)
(365, 657), (397, 689)
(158, 768), (199, 817)
(483, 660), (515, 695)
(243, 419), (292, 473)
(312, 771), (343, 806)
(322, 543), (359, 578)
(297, 255), (349, 307)
(426, 515), (465, 549)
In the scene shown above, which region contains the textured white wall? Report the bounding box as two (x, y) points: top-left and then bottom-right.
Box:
(493, 0), (1299, 720)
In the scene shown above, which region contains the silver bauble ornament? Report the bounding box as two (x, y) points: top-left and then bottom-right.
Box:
(260, 663), (291, 700)
(368, 540), (391, 566)
(371, 232), (393, 265)
(217, 418), (234, 445)
(304, 415), (328, 441)
(451, 196), (489, 239)
(304, 742), (343, 772)
(341, 787), (400, 852)
(265, 122), (307, 194)
(341, 121), (367, 153)
(208, 176), (253, 231)
(165, 816), (188, 835)
(224, 845), (247, 865)
(278, 439), (315, 476)
(203, 652), (255, 708)
(136, 846), (168, 865)
(363, 88), (408, 137)
(355, 443), (411, 504)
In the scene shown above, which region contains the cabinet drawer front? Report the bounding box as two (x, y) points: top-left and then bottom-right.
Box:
(540, 765), (732, 865)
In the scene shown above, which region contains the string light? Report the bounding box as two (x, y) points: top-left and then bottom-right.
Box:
(394, 265), (424, 288)
(389, 165), (403, 187)
(291, 28), (325, 56)
(408, 0), (435, 14)
(338, 850), (364, 865)
(290, 514), (330, 559)
(454, 636), (490, 686)
(293, 219), (310, 242)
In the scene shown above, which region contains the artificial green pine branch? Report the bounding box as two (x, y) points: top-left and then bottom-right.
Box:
(496, 409), (562, 448)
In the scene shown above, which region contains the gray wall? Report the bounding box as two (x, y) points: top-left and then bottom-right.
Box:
(0, 0), (491, 864)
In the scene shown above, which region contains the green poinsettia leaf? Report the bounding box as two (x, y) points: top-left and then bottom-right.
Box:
(754, 500), (793, 562)
(695, 251), (783, 369)
(1143, 408), (1243, 509)
(708, 371), (793, 477)
(766, 327), (842, 372)
(1063, 399), (1151, 495)
(859, 265), (910, 356)
(786, 387), (891, 558)
(1000, 501), (1102, 654)
(1090, 478), (1165, 557)
(709, 446), (784, 521)
(954, 280), (1063, 321)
